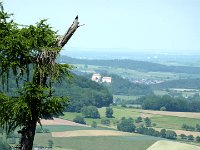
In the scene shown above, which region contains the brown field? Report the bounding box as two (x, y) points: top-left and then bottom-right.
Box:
(52, 130), (133, 137)
(134, 109), (200, 119)
(38, 118), (88, 127)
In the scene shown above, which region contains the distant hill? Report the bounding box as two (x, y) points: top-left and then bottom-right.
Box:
(58, 56), (200, 74)
(152, 78), (200, 89)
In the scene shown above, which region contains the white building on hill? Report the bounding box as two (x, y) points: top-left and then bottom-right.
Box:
(91, 74), (112, 83)
(91, 74), (101, 82)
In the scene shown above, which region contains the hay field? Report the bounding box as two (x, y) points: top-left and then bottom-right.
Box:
(147, 140), (200, 150)
(38, 118), (88, 127)
(134, 109), (200, 119)
(52, 130), (133, 137)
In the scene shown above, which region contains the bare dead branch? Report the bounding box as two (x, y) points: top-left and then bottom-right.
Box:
(58, 15), (80, 47)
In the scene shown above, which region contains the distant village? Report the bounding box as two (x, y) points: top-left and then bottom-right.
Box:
(91, 73), (165, 85)
(132, 79), (164, 85)
(91, 74), (112, 83)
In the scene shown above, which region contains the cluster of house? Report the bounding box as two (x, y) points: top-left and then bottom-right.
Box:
(91, 74), (112, 83)
(132, 79), (164, 85)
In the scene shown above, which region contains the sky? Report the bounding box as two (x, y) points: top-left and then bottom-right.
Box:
(3, 0), (200, 51)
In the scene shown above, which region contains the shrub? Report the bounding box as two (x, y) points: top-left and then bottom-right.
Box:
(105, 107), (113, 118)
(160, 129), (166, 138)
(180, 134), (187, 140)
(165, 130), (177, 140)
(196, 124), (200, 132)
(101, 118), (110, 126)
(117, 117), (136, 133)
(187, 135), (194, 141)
(81, 106), (100, 119)
(91, 121), (97, 128)
(152, 123), (156, 127)
(48, 139), (54, 148)
(196, 136), (200, 142)
(135, 117), (142, 123)
(73, 115), (86, 124)
(144, 117), (151, 127)
(160, 106), (166, 111)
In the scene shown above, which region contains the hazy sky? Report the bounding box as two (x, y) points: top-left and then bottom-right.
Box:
(3, 0), (200, 51)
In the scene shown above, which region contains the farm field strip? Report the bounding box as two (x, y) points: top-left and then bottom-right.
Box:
(132, 109), (200, 119)
(39, 118), (89, 127)
(35, 134), (160, 150)
(52, 130), (133, 137)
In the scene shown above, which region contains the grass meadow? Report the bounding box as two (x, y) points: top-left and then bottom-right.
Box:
(34, 132), (160, 150)
(61, 107), (200, 131)
(33, 106), (200, 149)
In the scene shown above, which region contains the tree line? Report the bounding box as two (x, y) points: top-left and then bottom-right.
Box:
(117, 117), (200, 143)
(138, 94), (200, 112)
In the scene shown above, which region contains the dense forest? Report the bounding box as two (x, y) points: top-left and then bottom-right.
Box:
(54, 74), (113, 112)
(0, 72), (113, 113)
(58, 56), (200, 74)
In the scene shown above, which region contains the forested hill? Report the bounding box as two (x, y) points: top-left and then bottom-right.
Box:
(151, 78), (200, 89)
(106, 74), (153, 96)
(0, 73), (113, 113)
(53, 74), (113, 112)
(58, 56), (200, 74)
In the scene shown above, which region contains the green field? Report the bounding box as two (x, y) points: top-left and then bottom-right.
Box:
(33, 123), (161, 150)
(40, 125), (114, 132)
(33, 123), (200, 150)
(151, 115), (200, 130)
(113, 95), (141, 101)
(33, 107), (200, 149)
(154, 90), (169, 96)
(62, 107), (200, 130)
(34, 132), (160, 150)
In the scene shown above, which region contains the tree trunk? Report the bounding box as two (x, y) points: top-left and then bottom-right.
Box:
(18, 120), (37, 150)
(16, 15), (81, 150)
